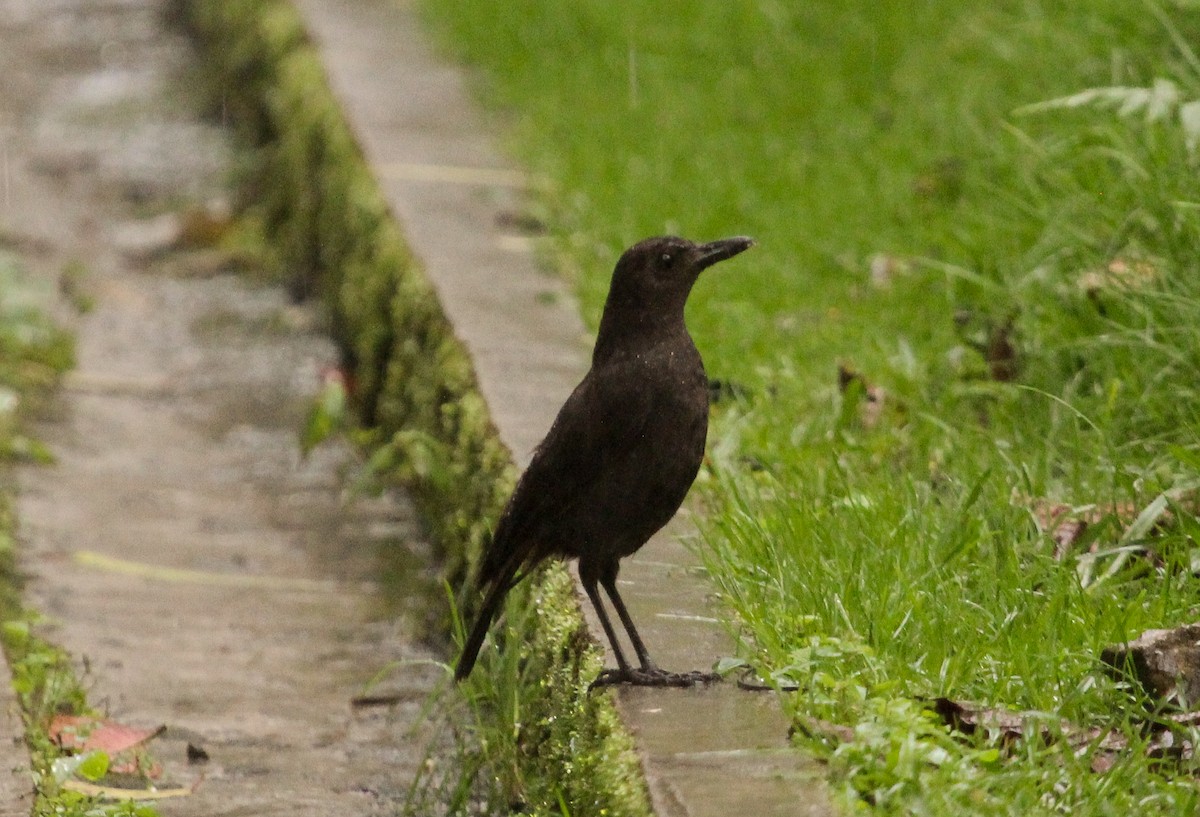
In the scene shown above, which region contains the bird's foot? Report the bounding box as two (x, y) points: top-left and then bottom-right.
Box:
(590, 667), (722, 689)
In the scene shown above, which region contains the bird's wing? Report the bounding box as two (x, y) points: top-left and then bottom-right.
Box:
(481, 359), (660, 582)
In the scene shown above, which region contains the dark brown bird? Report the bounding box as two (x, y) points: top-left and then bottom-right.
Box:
(455, 235), (755, 686)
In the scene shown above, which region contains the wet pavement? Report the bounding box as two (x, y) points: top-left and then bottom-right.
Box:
(1, 0), (441, 814)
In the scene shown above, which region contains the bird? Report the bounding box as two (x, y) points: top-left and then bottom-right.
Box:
(454, 234), (755, 686)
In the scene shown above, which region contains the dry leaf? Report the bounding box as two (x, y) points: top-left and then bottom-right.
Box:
(49, 715), (164, 754)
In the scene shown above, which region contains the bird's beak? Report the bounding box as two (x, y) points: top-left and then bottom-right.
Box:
(695, 236), (755, 271)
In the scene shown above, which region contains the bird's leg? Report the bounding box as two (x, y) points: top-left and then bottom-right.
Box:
(599, 572), (657, 673)
(581, 571), (634, 680)
(590, 570), (721, 689)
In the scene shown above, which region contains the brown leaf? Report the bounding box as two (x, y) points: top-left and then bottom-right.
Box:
(49, 715), (164, 754)
(1022, 490), (1197, 559)
(985, 316), (1018, 382)
(789, 693), (1199, 774)
(928, 696), (1200, 773)
(927, 697), (1069, 746)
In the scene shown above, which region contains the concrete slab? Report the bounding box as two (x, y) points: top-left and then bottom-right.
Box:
(289, 0), (836, 813)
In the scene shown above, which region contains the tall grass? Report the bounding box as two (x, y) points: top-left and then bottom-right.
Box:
(699, 26), (1200, 811)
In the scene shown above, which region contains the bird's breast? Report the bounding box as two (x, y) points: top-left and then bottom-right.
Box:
(623, 345), (709, 473)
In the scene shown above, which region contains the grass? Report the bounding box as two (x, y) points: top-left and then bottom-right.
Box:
(420, 0), (1200, 813)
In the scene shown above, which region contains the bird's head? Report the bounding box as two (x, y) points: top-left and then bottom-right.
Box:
(594, 235), (754, 361)
(606, 235), (754, 314)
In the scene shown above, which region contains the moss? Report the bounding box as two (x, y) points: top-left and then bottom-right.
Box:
(0, 492), (17, 623)
(179, 1), (652, 814)
(518, 567), (652, 815)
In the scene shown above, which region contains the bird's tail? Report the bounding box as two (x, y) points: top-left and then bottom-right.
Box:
(454, 574), (512, 681)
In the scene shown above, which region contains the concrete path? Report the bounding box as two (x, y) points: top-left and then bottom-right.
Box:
(292, 0), (834, 814)
(2, 1), (441, 815)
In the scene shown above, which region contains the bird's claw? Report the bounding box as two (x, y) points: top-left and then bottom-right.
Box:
(590, 667), (722, 690)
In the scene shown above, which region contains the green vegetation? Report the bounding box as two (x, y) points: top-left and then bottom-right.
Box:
(0, 254), (71, 464)
(421, 1), (1200, 813)
(404, 570), (649, 816)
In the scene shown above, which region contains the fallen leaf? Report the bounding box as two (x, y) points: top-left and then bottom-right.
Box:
(1022, 489), (1197, 560)
(49, 715), (164, 754)
(927, 696), (1197, 772)
(927, 697), (1069, 746)
(985, 316), (1018, 382)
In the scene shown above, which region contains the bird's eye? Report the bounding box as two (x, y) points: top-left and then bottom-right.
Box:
(660, 252), (673, 266)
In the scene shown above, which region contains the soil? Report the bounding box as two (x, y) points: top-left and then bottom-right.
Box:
(0, 0), (444, 814)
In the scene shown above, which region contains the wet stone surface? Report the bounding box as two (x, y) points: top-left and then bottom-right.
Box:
(2, 0), (443, 814)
